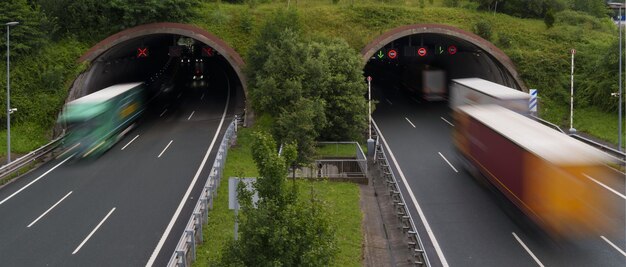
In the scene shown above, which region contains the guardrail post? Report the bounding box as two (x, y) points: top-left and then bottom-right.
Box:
(194, 213), (203, 243)
(186, 230), (196, 261)
(176, 250), (186, 267)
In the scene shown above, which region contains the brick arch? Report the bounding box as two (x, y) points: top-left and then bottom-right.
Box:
(361, 23), (526, 91)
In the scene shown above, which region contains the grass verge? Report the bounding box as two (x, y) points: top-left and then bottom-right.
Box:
(193, 126), (363, 266)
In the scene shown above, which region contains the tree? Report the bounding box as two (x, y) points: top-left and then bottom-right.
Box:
(570, 0), (609, 18)
(220, 132), (337, 266)
(0, 0), (54, 59)
(274, 97), (327, 164)
(544, 8), (555, 28)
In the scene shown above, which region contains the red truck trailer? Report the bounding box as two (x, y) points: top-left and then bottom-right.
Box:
(453, 104), (617, 239)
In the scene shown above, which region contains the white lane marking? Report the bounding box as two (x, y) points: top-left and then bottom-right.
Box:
(405, 117), (416, 128)
(72, 207), (116, 255)
(27, 191), (72, 228)
(201, 93), (205, 101)
(583, 174), (626, 200)
(146, 71), (231, 267)
(0, 154), (75, 206)
(57, 143), (80, 159)
(372, 119), (448, 267)
(187, 111), (195, 121)
(601, 236), (626, 257)
(160, 109), (167, 117)
(512, 232), (544, 267)
(438, 152), (458, 173)
(121, 135), (140, 150)
(386, 99), (393, 105)
(158, 140), (173, 158)
(440, 117), (454, 127)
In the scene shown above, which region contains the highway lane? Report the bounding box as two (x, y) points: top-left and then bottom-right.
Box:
(372, 85), (626, 267)
(0, 74), (235, 266)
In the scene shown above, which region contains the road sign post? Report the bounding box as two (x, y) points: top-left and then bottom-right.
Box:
(529, 89), (538, 116)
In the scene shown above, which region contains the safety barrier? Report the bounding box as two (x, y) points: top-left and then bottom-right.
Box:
(372, 128), (430, 267)
(166, 118), (237, 267)
(0, 136), (63, 182)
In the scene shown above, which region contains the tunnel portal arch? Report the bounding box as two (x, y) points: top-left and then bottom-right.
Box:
(361, 23), (526, 91)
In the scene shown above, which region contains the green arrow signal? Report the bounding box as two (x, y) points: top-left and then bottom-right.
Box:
(377, 50), (384, 59)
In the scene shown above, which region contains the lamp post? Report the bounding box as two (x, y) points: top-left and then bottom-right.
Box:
(6, 21), (18, 164)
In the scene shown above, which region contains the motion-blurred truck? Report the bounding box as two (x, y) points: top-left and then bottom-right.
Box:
(453, 104), (617, 239)
(450, 78), (530, 114)
(58, 82), (145, 158)
(422, 69), (446, 101)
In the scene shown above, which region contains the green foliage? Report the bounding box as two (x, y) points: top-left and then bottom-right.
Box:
(36, 0), (200, 41)
(544, 9), (555, 28)
(443, 0), (460, 7)
(275, 98), (327, 164)
(221, 132), (337, 266)
(568, 0), (609, 18)
(497, 32), (513, 48)
(554, 10), (614, 31)
(0, 0), (55, 59)
(472, 0), (566, 18)
(473, 20), (492, 40)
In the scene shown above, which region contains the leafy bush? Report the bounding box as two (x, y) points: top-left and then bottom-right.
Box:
(473, 20), (492, 40)
(555, 10), (614, 31)
(0, 0), (55, 59)
(497, 32), (513, 48)
(544, 9), (555, 28)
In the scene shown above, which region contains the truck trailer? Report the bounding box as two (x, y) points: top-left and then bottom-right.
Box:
(453, 104), (617, 239)
(59, 82), (145, 158)
(450, 78), (530, 114)
(422, 69), (446, 101)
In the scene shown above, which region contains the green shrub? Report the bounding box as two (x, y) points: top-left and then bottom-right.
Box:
(544, 9), (555, 28)
(473, 20), (492, 40)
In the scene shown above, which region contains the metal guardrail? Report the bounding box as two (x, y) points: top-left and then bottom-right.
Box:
(531, 115), (626, 164)
(371, 130), (430, 267)
(0, 136), (64, 181)
(167, 118), (237, 267)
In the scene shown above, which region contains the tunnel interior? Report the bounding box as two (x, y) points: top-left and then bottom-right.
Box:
(77, 33), (243, 116)
(364, 33), (519, 102)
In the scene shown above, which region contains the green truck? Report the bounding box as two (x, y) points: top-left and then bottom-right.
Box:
(58, 82), (145, 158)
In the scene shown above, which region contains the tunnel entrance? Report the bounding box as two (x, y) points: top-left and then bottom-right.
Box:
(362, 24), (525, 102)
(66, 23), (246, 128)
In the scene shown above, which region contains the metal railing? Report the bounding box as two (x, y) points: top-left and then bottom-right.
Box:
(371, 130), (430, 267)
(167, 118), (237, 267)
(0, 136), (64, 181)
(531, 115), (626, 164)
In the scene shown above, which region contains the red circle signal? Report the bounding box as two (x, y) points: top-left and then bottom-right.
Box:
(448, 45), (457, 55)
(417, 47), (427, 57)
(367, 76), (372, 82)
(387, 49), (397, 59)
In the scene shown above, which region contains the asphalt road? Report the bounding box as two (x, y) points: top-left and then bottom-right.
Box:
(372, 85), (626, 267)
(0, 73), (235, 266)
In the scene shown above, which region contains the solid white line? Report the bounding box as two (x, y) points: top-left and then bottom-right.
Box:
(187, 111), (195, 121)
(0, 154), (74, 206)
(405, 117), (416, 128)
(440, 117), (454, 127)
(512, 232), (544, 267)
(121, 135), (140, 150)
(201, 93), (205, 100)
(72, 207), (116, 255)
(372, 119), (448, 267)
(438, 152), (458, 173)
(27, 191), (72, 228)
(158, 140), (173, 158)
(160, 109), (167, 117)
(583, 174), (626, 200)
(146, 71), (231, 267)
(601, 235), (626, 257)
(386, 99), (393, 105)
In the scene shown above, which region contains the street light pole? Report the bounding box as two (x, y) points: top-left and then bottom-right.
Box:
(6, 21), (18, 164)
(617, 7), (622, 151)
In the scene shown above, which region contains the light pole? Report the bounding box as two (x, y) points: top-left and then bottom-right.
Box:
(6, 21), (18, 164)
(619, 6), (623, 151)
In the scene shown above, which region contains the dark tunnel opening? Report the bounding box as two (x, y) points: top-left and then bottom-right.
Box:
(364, 33), (520, 103)
(71, 33), (244, 128)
